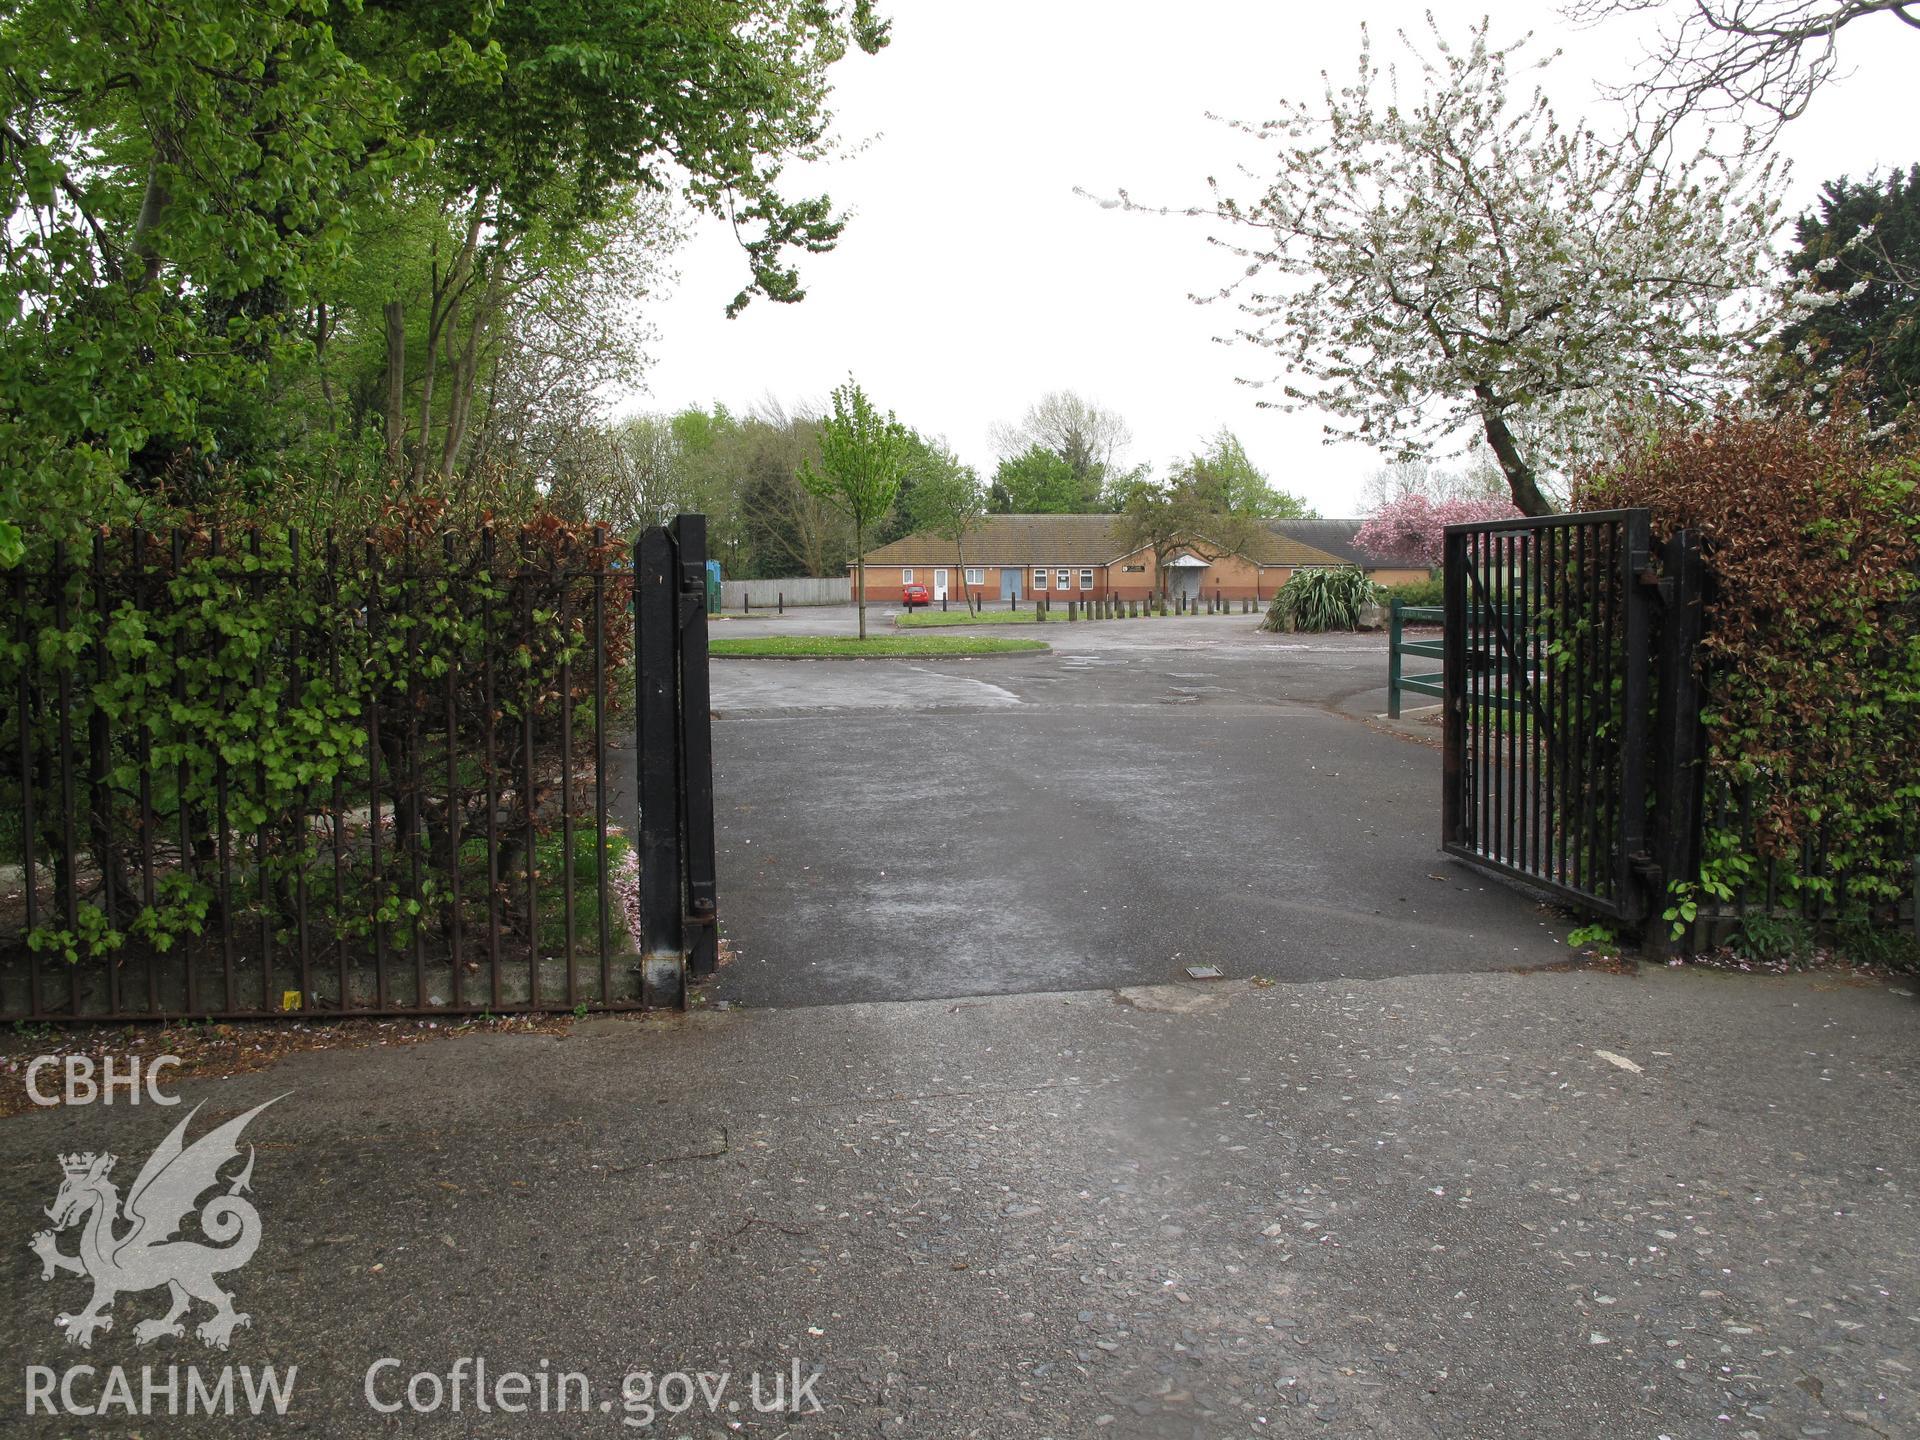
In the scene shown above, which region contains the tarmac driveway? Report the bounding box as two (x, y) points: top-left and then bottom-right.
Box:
(707, 610), (1565, 1007)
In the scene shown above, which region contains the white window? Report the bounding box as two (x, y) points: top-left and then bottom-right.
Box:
(965, 568), (984, 586)
(1033, 568), (1047, 590)
(901, 568), (914, 584)
(1056, 569), (1072, 590)
(1079, 569), (1095, 591)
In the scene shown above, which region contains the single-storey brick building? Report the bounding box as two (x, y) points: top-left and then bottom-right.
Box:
(853, 514), (1428, 605)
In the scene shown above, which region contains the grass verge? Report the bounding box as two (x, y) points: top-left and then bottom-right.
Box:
(896, 608), (1039, 627)
(709, 635), (1048, 659)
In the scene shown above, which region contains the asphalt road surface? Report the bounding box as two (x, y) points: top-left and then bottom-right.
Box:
(706, 608), (1568, 1006)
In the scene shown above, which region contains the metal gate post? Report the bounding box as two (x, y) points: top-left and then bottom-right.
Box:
(671, 515), (720, 979)
(1441, 528), (1469, 848)
(635, 526), (686, 1007)
(1618, 511), (1654, 920)
(1650, 528), (1707, 949)
(1388, 597), (1404, 719)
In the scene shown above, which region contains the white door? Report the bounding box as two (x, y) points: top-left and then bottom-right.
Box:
(933, 569), (949, 600)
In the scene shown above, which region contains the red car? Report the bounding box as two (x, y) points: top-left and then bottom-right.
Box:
(900, 582), (931, 609)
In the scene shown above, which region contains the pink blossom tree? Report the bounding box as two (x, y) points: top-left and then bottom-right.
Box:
(1353, 494), (1520, 569)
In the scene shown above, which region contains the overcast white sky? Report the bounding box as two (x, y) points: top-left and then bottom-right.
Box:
(626, 1), (1915, 517)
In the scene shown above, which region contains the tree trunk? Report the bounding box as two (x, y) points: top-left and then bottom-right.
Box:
(382, 300), (407, 470)
(129, 158), (171, 290)
(413, 205), (486, 486)
(1475, 393), (1554, 517)
(856, 519), (867, 640)
(438, 250), (504, 479)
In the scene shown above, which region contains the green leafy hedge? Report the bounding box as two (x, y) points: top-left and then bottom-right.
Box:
(1580, 411), (1920, 948)
(1, 508), (631, 971)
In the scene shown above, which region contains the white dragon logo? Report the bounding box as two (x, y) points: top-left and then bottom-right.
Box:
(28, 1097), (283, 1349)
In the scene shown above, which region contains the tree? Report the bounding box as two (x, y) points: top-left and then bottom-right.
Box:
(1353, 495), (1521, 568)
(899, 442), (986, 608)
(800, 379), (914, 638)
(1169, 429), (1314, 519)
(1111, 438), (1293, 600)
(1359, 454), (1510, 510)
(1772, 165), (1920, 426)
(989, 446), (1096, 513)
(0, 0), (890, 560)
(546, 413), (700, 536)
(1137, 20), (1780, 517)
(989, 391), (1132, 509)
(1566, 0), (1920, 144)
(1112, 482), (1211, 602)
(728, 400), (849, 580)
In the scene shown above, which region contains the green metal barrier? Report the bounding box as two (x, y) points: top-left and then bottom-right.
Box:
(1388, 598), (1447, 718)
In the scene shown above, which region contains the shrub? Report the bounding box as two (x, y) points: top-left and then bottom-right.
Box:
(1578, 409), (1920, 935)
(1380, 575), (1445, 608)
(1262, 566), (1383, 632)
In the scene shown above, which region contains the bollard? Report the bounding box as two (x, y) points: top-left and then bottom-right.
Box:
(744, 592), (751, 613)
(779, 592), (785, 615)
(942, 595), (948, 612)
(1069, 599), (1078, 621)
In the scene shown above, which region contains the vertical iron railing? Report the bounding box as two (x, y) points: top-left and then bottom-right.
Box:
(0, 518), (715, 1022)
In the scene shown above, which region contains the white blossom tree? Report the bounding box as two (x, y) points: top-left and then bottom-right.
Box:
(1120, 20), (1783, 515)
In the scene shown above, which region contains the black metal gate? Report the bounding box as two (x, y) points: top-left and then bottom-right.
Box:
(1441, 509), (1704, 926)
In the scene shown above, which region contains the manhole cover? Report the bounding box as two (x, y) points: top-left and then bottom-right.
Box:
(1184, 964), (1225, 980)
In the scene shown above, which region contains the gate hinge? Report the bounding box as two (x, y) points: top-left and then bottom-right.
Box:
(1636, 566), (1674, 604)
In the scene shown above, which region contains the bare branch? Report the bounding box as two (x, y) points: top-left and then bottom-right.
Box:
(1566, 0), (1920, 144)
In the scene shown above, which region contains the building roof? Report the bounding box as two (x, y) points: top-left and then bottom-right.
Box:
(1242, 522), (1356, 568)
(860, 515), (1123, 568)
(858, 513), (1356, 569)
(1264, 519), (1375, 566)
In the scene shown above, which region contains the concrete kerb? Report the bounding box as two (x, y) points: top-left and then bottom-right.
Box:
(710, 645), (1054, 661)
